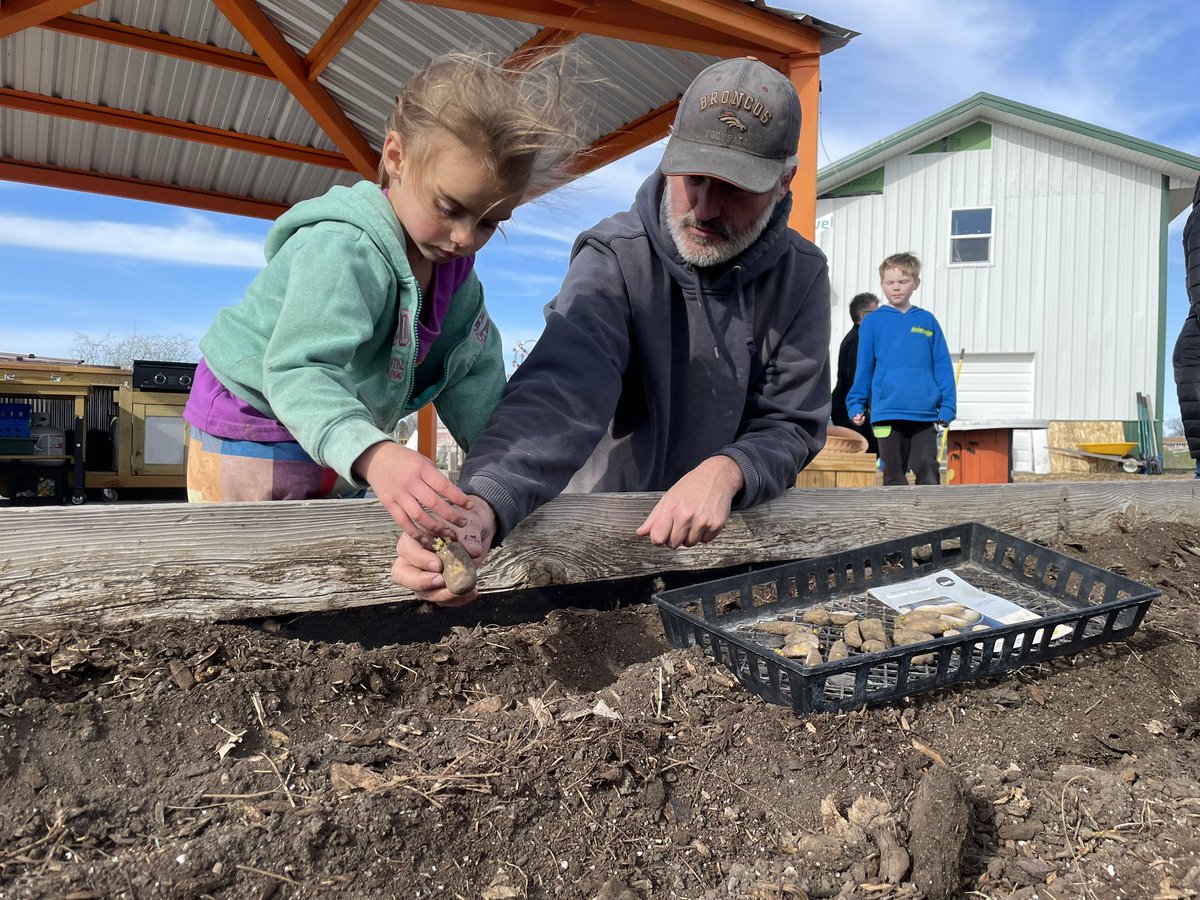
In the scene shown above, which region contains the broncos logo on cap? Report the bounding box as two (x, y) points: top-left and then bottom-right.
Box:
(718, 111), (748, 132)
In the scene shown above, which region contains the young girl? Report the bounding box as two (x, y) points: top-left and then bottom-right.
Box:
(184, 52), (583, 537)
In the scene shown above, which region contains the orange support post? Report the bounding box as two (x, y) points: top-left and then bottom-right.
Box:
(417, 404), (437, 462)
(786, 54), (820, 241)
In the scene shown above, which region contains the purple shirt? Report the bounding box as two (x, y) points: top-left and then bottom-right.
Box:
(416, 258), (466, 361)
(185, 254), (474, 442)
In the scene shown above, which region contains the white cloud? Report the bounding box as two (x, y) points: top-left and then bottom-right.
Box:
(0, 212), (265, 268)
(498, 243), (574, 262)
(504, 220), (578, 245)
(484, 269), (565, 290)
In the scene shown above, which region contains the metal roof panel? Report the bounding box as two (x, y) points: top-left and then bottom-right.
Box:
(0, 0), (855, 217)
(313, 2), (543, 151)
(1, 107), (356, 206)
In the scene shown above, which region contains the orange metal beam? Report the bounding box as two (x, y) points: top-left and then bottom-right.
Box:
(305, 0), (381, 81)
(0, 88), (356, 171)
(503, 26), (579, 70)
(403, 0), (786, 66)
(417, 404), (437, 463)
(626, 0), (820, 55)
(212, 0), (379, 180)
(0, 0), (88, 39)
(41, 13), (274, 79)
(786, 54), (820, 241)
(577, 98), (678, 174)
(0, 158), (288, 219)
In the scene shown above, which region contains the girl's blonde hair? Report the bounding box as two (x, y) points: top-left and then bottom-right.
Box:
(378, 51), (586, 201)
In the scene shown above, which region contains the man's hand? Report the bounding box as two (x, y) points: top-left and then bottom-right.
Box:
(391, 498), (497, 607)
(851, 413), (866, 426)
(354, 441), (472, 539)
(636, 455), (743, 549)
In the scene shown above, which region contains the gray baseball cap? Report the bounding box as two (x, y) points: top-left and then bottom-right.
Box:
(660, 57), (801, 194)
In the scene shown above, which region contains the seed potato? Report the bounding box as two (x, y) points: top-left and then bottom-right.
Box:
(843, 620), (864, 649)
(802, 607), (833, 626)
(859, 618), (888, 645)
(751, 620), (804, 635)
(434, 538), (477, 595)
(827, 639), (850, 661)
(784, 630), (821, 648)
(893, 625), (936, 646)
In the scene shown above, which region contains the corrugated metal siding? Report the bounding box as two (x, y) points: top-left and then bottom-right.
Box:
(0, 18), (352, 206)
(569, 35), (714, 145)
(269, 0), (543, 150)
(816, 119), (1162, 423)
(1, 0), (727, 207)
(815, 193), (885, 348)
(79, 0), (256, 54)
(0, 106), (357, 205)
(4, 28), (331, 149)
(988, 123), (1159, 421)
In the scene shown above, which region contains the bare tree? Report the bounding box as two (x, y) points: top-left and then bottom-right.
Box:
(1165, 415), (1185, 437)
(71, 331), (198, 368)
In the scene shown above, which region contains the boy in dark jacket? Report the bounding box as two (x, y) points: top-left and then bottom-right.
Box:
(1174, 178), (1200, 477)
(831, 292), (880, 453)
(394, 57), (832, 606)
(847, 252), (955, 485)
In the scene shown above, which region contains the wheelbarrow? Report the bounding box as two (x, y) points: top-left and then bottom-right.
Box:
(1049, 441), (1146, 473)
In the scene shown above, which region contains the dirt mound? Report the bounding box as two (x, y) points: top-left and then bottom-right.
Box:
(2, 522), (1200, 898)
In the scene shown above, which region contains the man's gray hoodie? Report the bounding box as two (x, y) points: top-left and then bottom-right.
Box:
(458, 171), (831, 539)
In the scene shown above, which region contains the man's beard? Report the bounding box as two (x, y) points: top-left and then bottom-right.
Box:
(664, 182), (778, 268)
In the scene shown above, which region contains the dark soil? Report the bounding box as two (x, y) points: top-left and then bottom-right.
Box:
(2, 520), (1200, 899)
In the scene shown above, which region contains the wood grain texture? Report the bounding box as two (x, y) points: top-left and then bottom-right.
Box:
(1, 481), (1196, 628)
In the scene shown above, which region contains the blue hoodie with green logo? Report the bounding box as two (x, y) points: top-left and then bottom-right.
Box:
(846, 304), (956, 424)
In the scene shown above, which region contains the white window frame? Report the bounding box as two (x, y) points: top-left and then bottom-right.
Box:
(948, 206), (994, 267)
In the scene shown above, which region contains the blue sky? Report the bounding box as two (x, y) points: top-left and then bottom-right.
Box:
(2, 0), (1198, 419)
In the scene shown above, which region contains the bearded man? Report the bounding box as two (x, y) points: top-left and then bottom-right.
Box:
(393, 57), (832, 606)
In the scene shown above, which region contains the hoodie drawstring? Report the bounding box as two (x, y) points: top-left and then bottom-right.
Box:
(694, 264), (755, 362)
(692, 265), (722, 359)
(734, 265), (755, 359)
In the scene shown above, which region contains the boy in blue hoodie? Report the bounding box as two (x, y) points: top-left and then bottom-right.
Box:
(848, 252), (955, 485)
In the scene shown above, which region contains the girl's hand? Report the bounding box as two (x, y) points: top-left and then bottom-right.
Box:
(636, 455), (742, 549)
(354, 441), (472, 538)
(852, 413), (866, 426)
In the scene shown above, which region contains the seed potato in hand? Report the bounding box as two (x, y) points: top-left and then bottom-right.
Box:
(433, 537), (477, 596)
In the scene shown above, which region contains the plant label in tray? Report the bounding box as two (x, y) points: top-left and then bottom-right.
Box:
(869, 569), (1067, 648)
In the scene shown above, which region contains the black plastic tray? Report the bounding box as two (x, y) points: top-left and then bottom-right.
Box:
(652, 522), (1159, 715)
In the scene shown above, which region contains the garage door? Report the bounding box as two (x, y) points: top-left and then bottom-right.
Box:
(955, 353), (1046, 473)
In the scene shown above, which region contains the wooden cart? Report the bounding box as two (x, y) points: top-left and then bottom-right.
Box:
(0, 357), (189, 504)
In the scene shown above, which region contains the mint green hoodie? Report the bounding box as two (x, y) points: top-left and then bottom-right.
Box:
(199, 180), (505, 484)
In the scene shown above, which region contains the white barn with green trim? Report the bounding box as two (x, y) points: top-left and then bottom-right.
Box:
(815, 93), (1200, 472)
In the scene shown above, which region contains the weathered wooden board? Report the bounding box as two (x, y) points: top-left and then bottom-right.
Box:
(0, 481), (1196, 629)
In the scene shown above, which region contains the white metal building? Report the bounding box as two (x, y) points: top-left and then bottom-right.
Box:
(815, 93), (1200, 470)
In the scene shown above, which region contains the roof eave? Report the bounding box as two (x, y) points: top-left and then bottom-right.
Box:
(750, 5), (856, 54)
(818, 92), (1200, 193)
